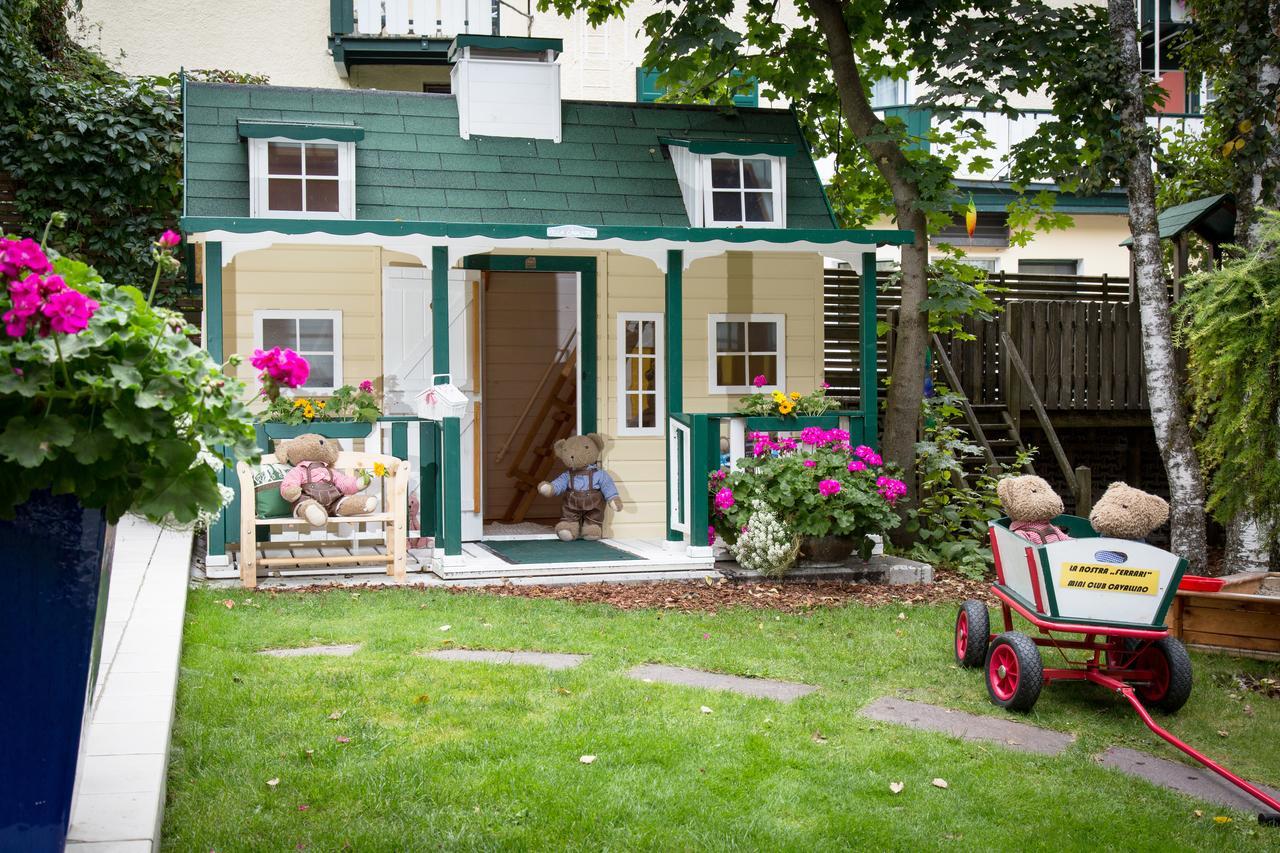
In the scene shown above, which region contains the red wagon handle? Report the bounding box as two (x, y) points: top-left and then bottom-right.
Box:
(1089, 671), (1280, 819)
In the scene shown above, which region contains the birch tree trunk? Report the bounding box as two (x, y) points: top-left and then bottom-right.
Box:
(1109, 0), (1209, 568)
(1223, 28), (1280, 572)
(806, 0), (929, 515)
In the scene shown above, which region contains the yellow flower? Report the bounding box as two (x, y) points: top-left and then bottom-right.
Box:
(778, 401), (795, 415)
(316, 400), (326, 409)
(373, 462), (387, 477)
(771, 390), (785, 401)
(790, 392), (801, 400)
(292, 399), (304, 409)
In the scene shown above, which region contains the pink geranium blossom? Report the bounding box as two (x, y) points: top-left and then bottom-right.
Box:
(818, 479), (842, 496)
(848, 459), (866, 473)
(41, 289), (100, 335)
(799, 426), (825, 446)
(707, 525), (717, 543)
(752, 374), (768, 388)
(778, 438), (797, 452)
(251, 346), (310, 388)
(359, 380), (374, 393)
(157, 229), (181, 248)
(0, 237), (52, 278)
(803, 459), (816, 468)
(876, 475), (908, 504)
(854, 445), (883, 466)
(714, 487), (735, 510)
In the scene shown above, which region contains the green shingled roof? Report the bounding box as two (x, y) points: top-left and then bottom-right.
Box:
(183, 82), (837, 229)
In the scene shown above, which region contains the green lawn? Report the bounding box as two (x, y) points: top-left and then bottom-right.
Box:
(164, 587), (1280, 851)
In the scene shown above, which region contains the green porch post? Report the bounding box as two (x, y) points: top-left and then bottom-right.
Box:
(860, 251), (879, 448)
(432, 245), (450, 379)
(665, 250), (684, 542)
(204, 242), (233, 560)
(441, 416), (462, 556)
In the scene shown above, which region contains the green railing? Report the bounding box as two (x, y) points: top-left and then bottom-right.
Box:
(668, 410), (873, 549)
(210, 415), (458, 560)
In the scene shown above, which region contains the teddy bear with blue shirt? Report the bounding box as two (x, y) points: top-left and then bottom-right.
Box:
(537, 433), (623, 541)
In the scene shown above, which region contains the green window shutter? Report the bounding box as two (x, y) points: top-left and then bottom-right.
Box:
(732, 79), (759, 109)
(637, 68), (664, 103)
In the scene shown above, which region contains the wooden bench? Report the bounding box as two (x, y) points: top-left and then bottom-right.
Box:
(235, 451), (409, 588)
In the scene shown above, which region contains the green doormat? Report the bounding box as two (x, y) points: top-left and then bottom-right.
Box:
(480, 538), (644, 565)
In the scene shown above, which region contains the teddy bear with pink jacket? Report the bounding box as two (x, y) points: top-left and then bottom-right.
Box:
(274, 433), (377, 528)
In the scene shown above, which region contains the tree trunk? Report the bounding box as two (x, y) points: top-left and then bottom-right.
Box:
(805, 0), (929, 508)
(1109, 0), (1208, 569)
(1223, 41), (1280, 572)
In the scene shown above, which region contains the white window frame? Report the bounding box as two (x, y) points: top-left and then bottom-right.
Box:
(253, 309), (344, 394)
(701, 154), (786, 229)
(616, 312), (665, 437)
(707, 313), (786, 395)
(248, 137), (355, 220)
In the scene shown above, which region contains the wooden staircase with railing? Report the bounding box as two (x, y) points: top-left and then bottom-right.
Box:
(500, 348), (577, 524)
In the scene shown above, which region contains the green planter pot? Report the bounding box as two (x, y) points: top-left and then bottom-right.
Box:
(261, 421), (375, 440)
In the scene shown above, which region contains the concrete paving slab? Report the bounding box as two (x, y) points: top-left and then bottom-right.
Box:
(1097, 746), (1280, 813)
(421, 649), (588, 670)
(65, 841), (153, 852)
(258, 643), (362, 658)
(859, 696), (1075, 756)
(625, 664), (817, 702)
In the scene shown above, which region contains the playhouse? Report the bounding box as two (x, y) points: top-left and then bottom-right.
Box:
(180, 36), (909, 581)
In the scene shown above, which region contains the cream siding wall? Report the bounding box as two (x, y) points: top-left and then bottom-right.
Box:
(221, 245), (385, 398)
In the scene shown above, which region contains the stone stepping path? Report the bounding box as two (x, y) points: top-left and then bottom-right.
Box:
(625, 664), (817, 702)
(859, 697), (1075, 756)
(1098, 747), (1280, 814)
(422, 649), (587, 670)
(258, 643), (361, 658)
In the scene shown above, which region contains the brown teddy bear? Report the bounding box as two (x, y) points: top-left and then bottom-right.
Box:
(276, 433), (378, 528)
(996, 474), (1071, 545)
(536, 433), (623, 541)
(1089, 482), (1169, 541)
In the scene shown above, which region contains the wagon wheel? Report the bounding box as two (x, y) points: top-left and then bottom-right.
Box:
(985, 632), (1043, 712)
(1122, 637), (1193, 713)
(954, 600), (990, 668)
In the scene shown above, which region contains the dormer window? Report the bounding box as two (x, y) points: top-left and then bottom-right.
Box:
(238, 121), (363, 220)
(663, 139), (791, 228)
(706, 156), (783, 227)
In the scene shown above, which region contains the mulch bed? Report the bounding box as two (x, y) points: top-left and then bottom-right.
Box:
(444, 568), (995, 614)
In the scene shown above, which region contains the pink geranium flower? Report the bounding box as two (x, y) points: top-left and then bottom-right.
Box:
(41, 289), (100, 335)
(251, 346), (310, 388)
(714, 487), (735, 510)
(876, 475), (908, 504)
(0, 237), (52, 278)
(752, 374), (768, 388)
(707, 525), (717, 543)
(854, 445), (883, 466)
(799, 426), (825, 446)
(818, 479), (842, 496)
(803, 459), (816, 468)
(359, 380), (374, 393)
(157, 229), (181, 248)
(848, 459), (866, 473)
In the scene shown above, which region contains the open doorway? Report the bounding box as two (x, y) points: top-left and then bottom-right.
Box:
(481, 270), (578, 535)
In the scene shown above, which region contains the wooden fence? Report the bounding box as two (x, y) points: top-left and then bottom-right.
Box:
(824, 269), (1135, 409)
(0, 172), (23, 235)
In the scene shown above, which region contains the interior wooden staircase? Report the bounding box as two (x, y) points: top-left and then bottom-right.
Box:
(501, 349), (577, 524)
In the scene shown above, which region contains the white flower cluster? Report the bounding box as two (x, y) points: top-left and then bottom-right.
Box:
(731, 500), (800, 577)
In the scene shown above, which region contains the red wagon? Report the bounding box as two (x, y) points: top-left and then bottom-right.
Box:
(955, 515), (1280, 824)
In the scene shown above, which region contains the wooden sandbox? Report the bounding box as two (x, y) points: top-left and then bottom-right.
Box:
(1166, 572), (1280, 660)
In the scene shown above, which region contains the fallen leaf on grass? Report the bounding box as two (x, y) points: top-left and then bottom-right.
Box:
(579, 755), (596, 764)
(1217, 730), (1229, 738)
(414, 694), (430, 704)
(811, 731), (828, 744)
(1194, 810), (1203, 818)
(897, 612), (907, 621)
(439, 624), (451, 631)
(328, 710), (344, 720)
(700, 706), (713, 714)
(1243, 704), (1255, 717)
(555, 687), (572, 695)
(223, 599), (235, 609)
(336, 736), (350, 744)
(889, 781), (905, 794)
(266, 778), (280, 788)
(1213, 816), (1232, 824)
(931, 778), (949, 789)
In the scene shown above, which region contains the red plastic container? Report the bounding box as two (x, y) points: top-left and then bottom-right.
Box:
(1178, 575), (1226, 593)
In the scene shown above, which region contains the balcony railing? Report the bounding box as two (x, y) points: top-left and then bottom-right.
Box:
(337, 0), (492, 37)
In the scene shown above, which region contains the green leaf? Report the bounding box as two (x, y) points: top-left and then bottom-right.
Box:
(0, 415), (76, 466)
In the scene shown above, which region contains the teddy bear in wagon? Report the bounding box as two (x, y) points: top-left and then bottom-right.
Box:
(537, 433), (624, 542)
(1089, 482), (1169, 541)
(275, 433), (378, 528)
(996, 474), (1072, 545)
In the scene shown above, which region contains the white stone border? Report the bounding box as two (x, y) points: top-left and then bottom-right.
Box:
(66, 517), (192, 852)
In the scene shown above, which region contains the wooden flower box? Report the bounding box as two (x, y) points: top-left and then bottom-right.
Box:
(1166, 572), (1280, 660)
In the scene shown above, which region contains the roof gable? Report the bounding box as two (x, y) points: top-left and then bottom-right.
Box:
(183, 82), (837, 229)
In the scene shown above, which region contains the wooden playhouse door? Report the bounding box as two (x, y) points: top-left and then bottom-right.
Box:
(382, 265), (483, 541)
